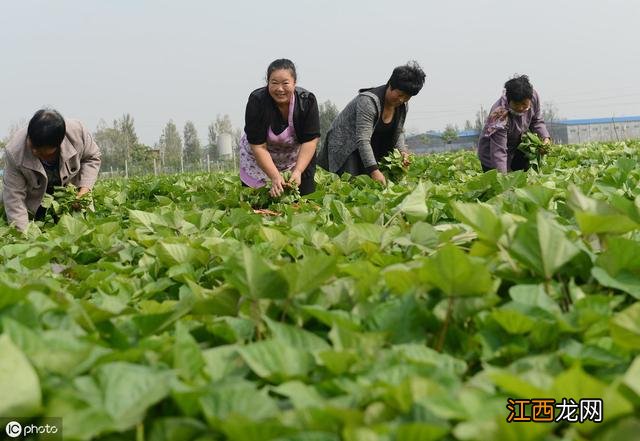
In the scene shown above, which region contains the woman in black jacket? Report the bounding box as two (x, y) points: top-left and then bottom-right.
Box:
(239, 59), (320, 196)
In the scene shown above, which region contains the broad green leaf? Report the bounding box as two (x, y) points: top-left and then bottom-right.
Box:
(392, 344), (467, 376)
(0, 334), (41, 417)
(128, 209), (168, 229)
(148, 417), (208, 441)
(508, 210), (580, 279)
(97, 362), (172, 430)
(333, 223), (385, 255)
(225, 247), (289, 299)
(264, 317), (331, 352)
(198, 381), (279, 427)
(201, 345), (249, 382)
(568, 185), (639, 234)
(238, 339), (314, 382)
(610, 303), (640, 349)
(452, 202), (503, 242)
(551, 364), (633, 424)
(154, 241), (209, 267)
(364, 295), (425, 343)
(272, 381), (325, 409)
(397, 181), (429, 221)
(491, 308), (536, 334)
(514, 185), (556, 208)
(623, 356), (640, 398)
(592, 267), (640, 299)
(221, 417), (293, 441)
(419, 245), (493, 297)
(395, 422), (449, 441)
(282, 253), (338, 295)
(174, 322), (205, 382)
(508, 284), (562, 315)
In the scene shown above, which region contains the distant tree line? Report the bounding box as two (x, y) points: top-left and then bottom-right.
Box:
(0, 100), (341, 172)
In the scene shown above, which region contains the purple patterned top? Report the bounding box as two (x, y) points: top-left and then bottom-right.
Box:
(239, 93), (300, 188)
(477, 90), (550, 173)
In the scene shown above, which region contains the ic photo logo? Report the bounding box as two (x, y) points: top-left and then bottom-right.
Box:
(2, 419), (61, 439)
(5, 421), (21, 438)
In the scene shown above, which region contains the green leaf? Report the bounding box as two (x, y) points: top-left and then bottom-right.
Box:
(452, 202), (503, 242)
(508, 210), (580, 279)
(419, 245), (492, 297)
(395, 422), (449, 441)
(201, 345), (250, 382)
(174, 322), (205, 382)
(264, 317), (331, 352)
(148, 417), (208, 441)
(623, 356), (640, 399)
(282, 253), (338, 295)
(610, 303), (640, 349)
(508, 284), (562, 315)
(225, 247), (289, 299)
(198, 381), (279, 427)
(491, 308), (536, 334)
(238, 339), (314, 382)
(96, 362), (172, 430)
(397, 181), (429, 221)
(592, 267), (640, 299)
(568, 185), (639, 234)
(272, 381), (326, 409)
(0, 334), (41, 417)
(154, 241), (209, 267)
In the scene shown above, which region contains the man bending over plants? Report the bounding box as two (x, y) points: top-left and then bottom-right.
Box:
(2, 108), (101, 231)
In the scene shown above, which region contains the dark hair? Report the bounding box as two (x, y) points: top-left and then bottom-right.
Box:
(266, 59), (297, 82)
(504, 75), (533, 103)
(27, 108), (66, 148)
(388, 61), (426, 96)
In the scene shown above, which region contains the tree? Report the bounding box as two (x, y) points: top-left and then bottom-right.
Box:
(117, 113), (138, 161)
(158, 120), (182, 170)
(464, 120), (474, 131)
(542, 101), (560, 123)
(442, 125), (459, 144)
(93, 114), (139, 170)
(183, 121), (202, 167)
(474, 107), (488, 131)
(318, 100), (339, 140)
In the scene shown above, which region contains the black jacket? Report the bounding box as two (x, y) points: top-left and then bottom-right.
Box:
(243, 86), (320, 145)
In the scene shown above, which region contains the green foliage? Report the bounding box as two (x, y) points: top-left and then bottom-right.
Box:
(379, 150), (407, 183)
(517, 131), (550, 171)
(40, 184), (93, 221)
(0, 139), (638, 439)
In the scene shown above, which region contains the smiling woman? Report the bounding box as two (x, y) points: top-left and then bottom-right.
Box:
(238, 59), (320, 198)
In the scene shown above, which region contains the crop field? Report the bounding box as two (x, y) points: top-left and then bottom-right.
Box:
(1, 141), (639, 441)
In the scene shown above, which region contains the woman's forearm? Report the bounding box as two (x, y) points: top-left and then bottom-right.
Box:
(294, 138), (318, 172)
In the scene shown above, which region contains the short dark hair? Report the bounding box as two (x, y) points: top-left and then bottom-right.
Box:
(266, 59), (297, 82)
(505, 75), (533, 103)
(388, 61), (426, 96)
(27, 109), (66, 148)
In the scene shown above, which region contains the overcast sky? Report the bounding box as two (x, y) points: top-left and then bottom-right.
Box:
(1, 0), (638, 145)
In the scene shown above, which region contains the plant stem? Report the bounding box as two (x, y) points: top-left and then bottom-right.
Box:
(436, 297), (455, 352)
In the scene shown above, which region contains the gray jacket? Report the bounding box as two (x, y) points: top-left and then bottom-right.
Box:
(2, 119), (101, 231)
(317, 90), (408, 173)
